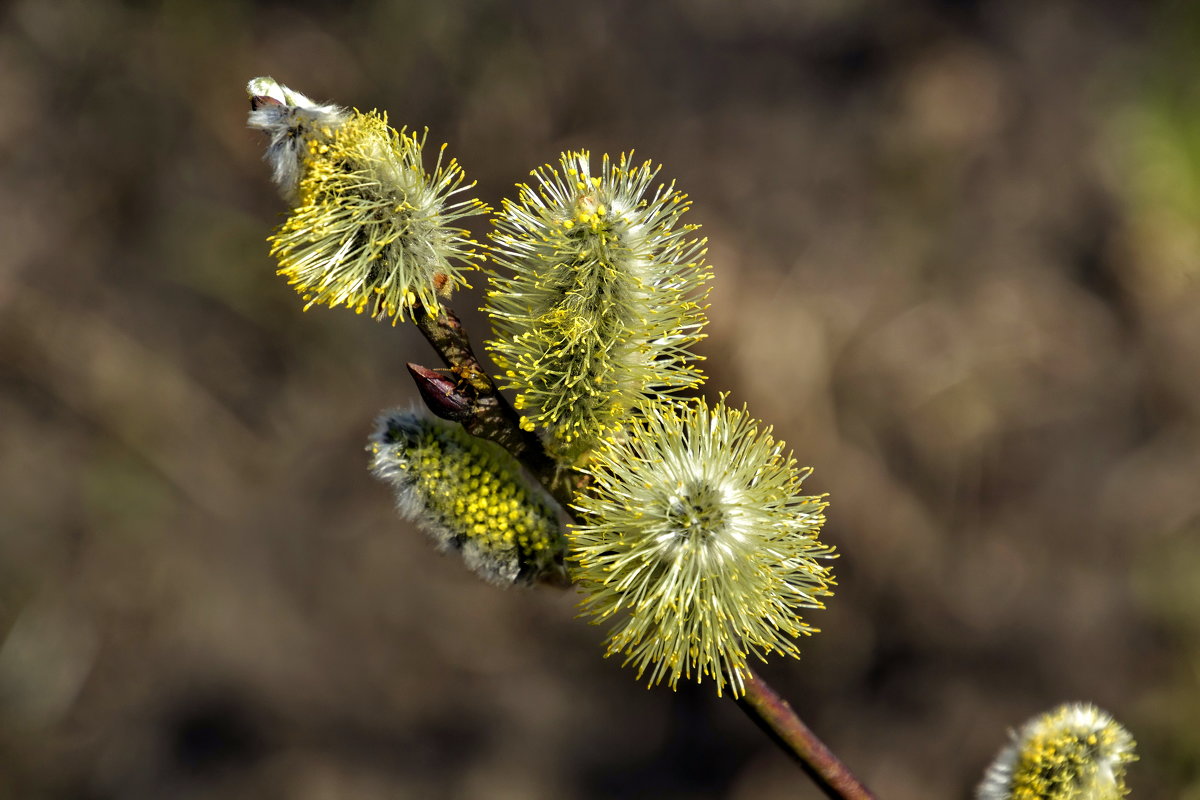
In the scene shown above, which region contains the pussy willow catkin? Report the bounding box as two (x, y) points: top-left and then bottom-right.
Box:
(485, 151), (710, 462)
(369, 409), (566, 586)
(248, 77), (487, 323)
(569, 397), (835, 696)
(976, 703), (1137, 800)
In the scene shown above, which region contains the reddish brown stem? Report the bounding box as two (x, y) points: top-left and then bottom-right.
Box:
(410, 302), (876, 799)
(737, 668), (877, 800)
(410, 303), (581, 509)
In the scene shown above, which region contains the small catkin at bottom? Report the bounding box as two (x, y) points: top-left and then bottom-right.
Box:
(369, 409), (566, 585)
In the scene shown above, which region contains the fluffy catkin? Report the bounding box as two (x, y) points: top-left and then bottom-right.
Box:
(248, 77), (488, 323)
(369, 409), (566, 585)
(485, 151), (710, 463)
(977, 703), (1137, 800)
(569, 398), (835, 696)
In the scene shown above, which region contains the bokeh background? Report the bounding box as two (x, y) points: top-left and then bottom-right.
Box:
(2, 0), (1198, 797)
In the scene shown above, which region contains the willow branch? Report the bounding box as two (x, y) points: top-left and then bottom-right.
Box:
(736, 668), (877, 800)
(409, 303), (874, 799)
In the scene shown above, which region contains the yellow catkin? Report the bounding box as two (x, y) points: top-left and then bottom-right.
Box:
(977, 704), (1137, 800)
(369, 410), (565, 585)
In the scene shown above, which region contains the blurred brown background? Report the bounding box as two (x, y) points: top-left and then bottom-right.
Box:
(1, 0), (1198, 797)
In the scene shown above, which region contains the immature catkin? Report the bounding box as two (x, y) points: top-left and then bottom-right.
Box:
(369, 410), (566, 585)
(977, 703), (1137, 800)
(247, 77), (488, 323)
(485, 151), (710, 462)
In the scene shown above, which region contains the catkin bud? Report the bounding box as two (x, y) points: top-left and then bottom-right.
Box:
(977, 703), (1137, 800)
(247, 77), (348, 203)
(247, 77), (488, 323)
(485, 151), (711, 462)
(369, 410), (567, 586)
